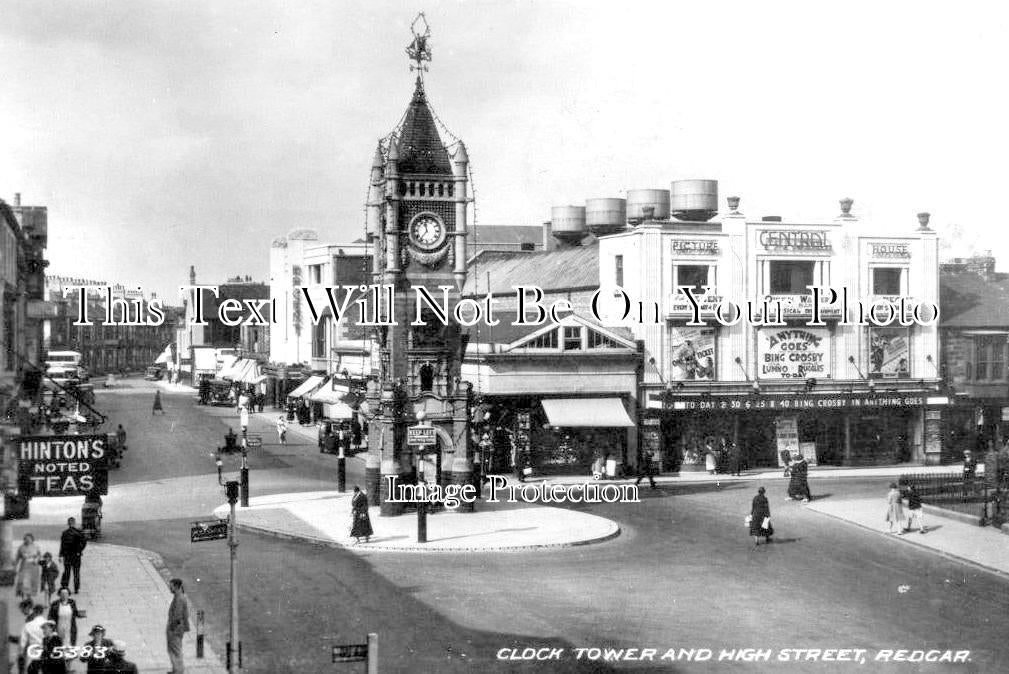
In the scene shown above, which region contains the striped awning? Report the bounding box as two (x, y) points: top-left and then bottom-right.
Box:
(541, 398), (635, 428)
(288, 375), (324, 398)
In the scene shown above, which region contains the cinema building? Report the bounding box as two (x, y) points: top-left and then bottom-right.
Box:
(593, 184), (943, 468)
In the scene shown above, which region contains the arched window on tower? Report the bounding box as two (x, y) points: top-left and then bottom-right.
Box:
(419, 363), (434, 392)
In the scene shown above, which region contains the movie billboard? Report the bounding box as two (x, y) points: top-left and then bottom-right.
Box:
(669, 327), (716, 381)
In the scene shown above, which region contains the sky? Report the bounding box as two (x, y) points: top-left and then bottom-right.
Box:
(2, 1), (1008, 301)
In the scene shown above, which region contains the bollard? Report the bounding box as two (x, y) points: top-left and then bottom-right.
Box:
(196, 609), (205, 658)
(337, 456), (346, 493)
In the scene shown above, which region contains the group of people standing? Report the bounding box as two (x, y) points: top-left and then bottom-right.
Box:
(13, 520), (141, 672)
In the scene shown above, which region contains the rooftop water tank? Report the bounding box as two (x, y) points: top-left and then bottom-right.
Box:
(585, 198), (627, 236)
(626, 189), (670, 222)
(671, 180), (718, 221)
(550, 206), (588, 244)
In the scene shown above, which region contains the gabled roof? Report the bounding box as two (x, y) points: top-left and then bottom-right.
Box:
(463, 244), (600, 296)
(466, 308), (635, 346)
(940, 271), (1009, 328)
(394, 79), (452, 175)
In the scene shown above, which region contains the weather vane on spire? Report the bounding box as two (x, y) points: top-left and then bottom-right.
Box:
(406, 13), (432, 75)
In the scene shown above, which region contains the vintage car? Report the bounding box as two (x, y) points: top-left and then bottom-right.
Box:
(144, 366), (164, 381)
(208, 379), (236, 406)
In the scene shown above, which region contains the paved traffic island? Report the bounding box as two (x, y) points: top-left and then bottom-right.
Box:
(212, 490), (621, 552)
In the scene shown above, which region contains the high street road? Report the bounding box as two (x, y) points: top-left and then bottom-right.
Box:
(16, 379), (1009, 672)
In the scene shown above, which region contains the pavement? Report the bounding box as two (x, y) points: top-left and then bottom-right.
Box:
(5, 540), (226, 674)
(805, 496), (1009, 576)
(212, 489), (622, 552)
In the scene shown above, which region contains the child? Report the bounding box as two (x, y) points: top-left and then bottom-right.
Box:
(39, 552), (60, 603)
(905, 484), (927, 533)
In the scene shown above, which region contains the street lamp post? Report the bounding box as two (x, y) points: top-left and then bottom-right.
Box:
(216, 459), (241, 672)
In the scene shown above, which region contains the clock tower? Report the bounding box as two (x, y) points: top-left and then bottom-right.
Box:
(363, 15), (475, 515)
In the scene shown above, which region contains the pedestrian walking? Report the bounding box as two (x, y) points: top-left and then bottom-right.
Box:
(39, 553), (60, 604)
(256, 391), (265, 413)
(15, 533), (42, 599)
(106, 640), (139, 674)
(885, 482), (905, 534)
(59, 517), (87, 594)
(116, 423), (127, 448)
(276, 415), (288, 445)
(35, 620), (66, 674)
(904, 484), (927, 533)
(152, 390), (164, 415)
(350, 486), (373, 544)
(80, 625), (114, 673)
(704, 442), (717, 475)
(634, 452), (658, 489)
(749, 486), (773, 546)
(47, 587), (81, 648)
(20, 604), (46, 674)
(962, 449), (977, 497)
(786, 453), (812, 502)
(729, 442), (742, 476)
(166, 578), (191, 674)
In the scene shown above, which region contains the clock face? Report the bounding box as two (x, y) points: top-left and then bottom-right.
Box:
(409, 215), (445, 249)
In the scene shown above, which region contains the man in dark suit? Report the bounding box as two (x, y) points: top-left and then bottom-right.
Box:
(59, 517), (87, 594)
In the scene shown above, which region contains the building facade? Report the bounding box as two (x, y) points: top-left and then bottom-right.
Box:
(598, 192), (942, 468)
(44, 276), (179, 375)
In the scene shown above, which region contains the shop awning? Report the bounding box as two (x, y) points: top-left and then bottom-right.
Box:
(323, 402), (355, 420)
(235, 360), (261, 383)
(541, 398), (635, 428)
(217, 355), (239, 379)
(223, 358), (252, 381)
(288, 375), (324, 398)
(308, 380), (351, 404)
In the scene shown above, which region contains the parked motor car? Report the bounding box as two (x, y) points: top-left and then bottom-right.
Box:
(144, 366), (164, 381)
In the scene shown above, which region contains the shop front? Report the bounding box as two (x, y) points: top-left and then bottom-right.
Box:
(477, 395), (636, 476)
(651, 391), (933, 468)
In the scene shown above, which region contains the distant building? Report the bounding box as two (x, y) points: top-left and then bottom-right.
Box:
(0, 193), (48, 417)
(44, 275), (179, 375)
(939, 269), (1009, 459)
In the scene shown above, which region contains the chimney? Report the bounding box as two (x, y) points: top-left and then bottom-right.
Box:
(727, 196), (741, 214)
(189, 265), (196, 285)
(542, 220), (554, 252)
(917, 212), (931, 231)
(13, 193), (21, 207)
(839, 198), (854, 218)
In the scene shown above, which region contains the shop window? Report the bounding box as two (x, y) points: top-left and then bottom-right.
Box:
(588, 330), (619, 349)
(615, 255), (624, 287)
(675, 265), (710, 295)
(769, 260), (814, 294)
(873, 267), (902, 295)
(975, 336), (1006, 381)
(563, 326), (582, 351)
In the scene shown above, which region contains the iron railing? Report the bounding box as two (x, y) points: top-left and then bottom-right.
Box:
(898, 472), (997, 523)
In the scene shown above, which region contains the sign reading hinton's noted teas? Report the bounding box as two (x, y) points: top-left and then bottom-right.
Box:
(18, 435), (109, 496)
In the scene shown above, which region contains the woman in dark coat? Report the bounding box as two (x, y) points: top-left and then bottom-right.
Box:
(750, 486), (773, 545)
(350, 486), (373, 544)
(787, 454), (811, 501)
